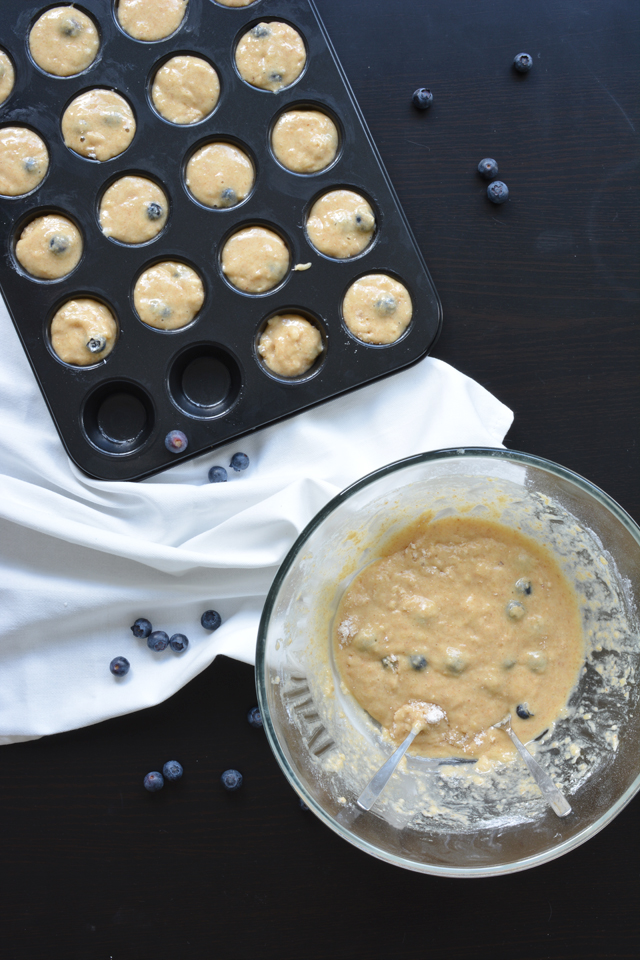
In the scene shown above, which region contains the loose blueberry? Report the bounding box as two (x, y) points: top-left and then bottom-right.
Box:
(506, 600), (526, 621)
(147, 630), (170, 652)
(110, 656), (130, 677)
(477, 158), (499, 179)
(487, 180), (509, 204)
(208, 465), (228, 483)
(49, 235), (69, 255)
(229, 452), (249, 472)
(86, 336), (107, 354)
(146, 201), (163, 221)
(219, 188), (237, 208)
(221, 769), (243, 791)
(374, 295), (397, 316)
(144, 771), (164, 792)
(162, 760), (183, 782)
(513, 52), (533, 73)
(247, 706), (263, 729)
(23, 157), (38, 173)
(169, 633), (189, 653)
(515, 578), (533, 595)
(201, 609), (222, 631)
(131, 617), (152, 638)
(409, 654), (427, 671)
(516, 703), (534, 719)
(412, 87), (433, 110)
(165, 429), (188, 453)
(61, 17), (82, 37)
(251, 24), (270, 38)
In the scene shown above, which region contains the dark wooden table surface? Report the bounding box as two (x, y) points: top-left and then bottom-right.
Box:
(1, 1), (638, 958)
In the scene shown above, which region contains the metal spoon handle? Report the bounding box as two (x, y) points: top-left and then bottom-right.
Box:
(503, 725), (572, 818)
(356, 727), (419, 811)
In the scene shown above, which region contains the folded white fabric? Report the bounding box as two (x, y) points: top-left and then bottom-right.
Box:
(0, 296), (513, 744)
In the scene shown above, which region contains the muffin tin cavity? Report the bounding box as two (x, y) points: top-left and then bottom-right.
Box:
(0, 0), (441, 480)
(83, 380), (154, 454)
(235, 21), (306, 92)
(29, 6), (100, 77)
(306, 188), (376, 259)
(342, 273), (413, 345)
(0, 50), (16, 106)
(49, 296), (118, 366)
(168, 344), (241, 419)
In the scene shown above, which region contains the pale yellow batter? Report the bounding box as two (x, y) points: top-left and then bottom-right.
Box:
(258, 314), (323, 377)
(117, 0), (188, 41)
(185, 142), (253, 208)
(152, 55), (219, 124)
(29, 6), (100, 77)
(50, 298), (117, 365)
(235, 22), (305, 93)
(0, 127), (48, 197)
(271, 109), (339, 173)
(16, 214), (82, 280)
(99, 176), (168, 243)
(62, 89), (135, 161)
(221, 226), (289, 293)
(134, 261), (204, 329)
(0, 50), (15, 106)
(334, 515), (585, 760)
(216, 0), (256, 6)
(343, 274), (412, 344)
(306, 189), (375, 259)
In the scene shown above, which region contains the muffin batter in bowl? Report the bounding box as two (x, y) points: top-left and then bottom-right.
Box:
(29, 6), (100, 77)
(235, 22), (305, 93)
(333, 514), (585, 761)
(271, 109), (339, 173)
(62, 89), (135, 161)
(134, 261), (204, 330)
(50, 298), (117, 366)
(16, 214), (82, 279)
(117, 0), (188, 41)
(306, 189), (375, 259)
(257, 313), (323, 377)
(0, 50), (15, 106)
(99, 176), (168, 244)
(0, 127), (48, 196)
(221, 226), (289, 293)
(343, 274), (412, 344)
(185, 142), (253, 209)
(151, 55), (219, 124)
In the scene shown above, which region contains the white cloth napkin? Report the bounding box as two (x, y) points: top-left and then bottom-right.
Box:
(0, 295), (513, 744)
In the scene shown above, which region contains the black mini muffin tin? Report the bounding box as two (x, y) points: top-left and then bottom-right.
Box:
(0, 0), (442, 480)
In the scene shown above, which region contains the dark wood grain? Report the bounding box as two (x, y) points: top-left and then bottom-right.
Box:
(1, 1), (638, 958)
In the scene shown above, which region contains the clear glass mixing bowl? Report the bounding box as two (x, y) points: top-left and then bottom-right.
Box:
(256, 448), (640, 876)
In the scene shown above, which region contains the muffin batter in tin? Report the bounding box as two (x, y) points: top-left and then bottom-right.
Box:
(16, 214), (82, 280)
(216, 0), (257, 6)
(99, 176), (168, 244)
(235, 22), (305, 93)
(258, 314), (323, 377)
(306, 189), (376, 259)
(29, 6), (100, 77)
(152, 55), (220, 125)
(0, 127), (48, 197)
(62, 89), (135, 161)
(185, 142), (253, 209)
(342, 274), (412, 344)
(117, 0), (188, 42)
(50, 298), (117, 366)
(134, 261), (204, 330)
(271, 109), (339, 174)
(0, 50), (15, 106)
(221, 226), (289, 294)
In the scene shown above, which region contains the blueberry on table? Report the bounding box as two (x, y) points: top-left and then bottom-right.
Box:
(221, 769), (243, 791)
(147, 630), (170, 652)
(412, 87), (433, 110)
(477, 158), (499, 179)
(165, 429), (188, 453)
(230, 452), (250, 472)
(487, 180), (509, 204)
(516, 703), (534, 719)
(169, 633), (189, 653)
(146, 201), (163, 221)
(163, 760), (183, 782)
(110, 656), (130, 677)
(247, 706), (263, 728)
(201, 609), (222, 631)
(144, 771), (164, 792)
(513, 52), (533, 73)
(131, 617), (152, 638)
(208, 465), (228, 483)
